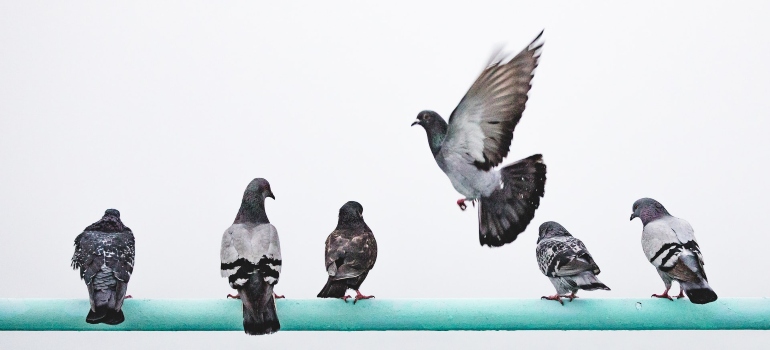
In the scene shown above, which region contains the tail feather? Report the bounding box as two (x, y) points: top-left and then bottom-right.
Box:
(86, 281), (127, 325)
(478, 154), (546, 247)
(317, 277), (348, 298)
(683, 287), (718, 304)
(572, 271), (611, 291)
(240, 273), (280, 335)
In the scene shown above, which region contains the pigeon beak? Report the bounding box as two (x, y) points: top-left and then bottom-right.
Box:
(629, 213), (637, 221)
(267, 191), (275, 200)
(411, 119), (420, 126)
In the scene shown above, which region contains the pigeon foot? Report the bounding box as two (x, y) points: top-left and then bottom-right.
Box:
(675, 289), (685, 299)
(456, 199), (467, 210)
(567, 293), (578, 302)
(353, 290), (374, 304)
(273, 293), (285, 299)
(651, 288), (673, 301)
(541, 294), (564, 305)
(227, 293), (241, 299)
(341, 295), (352, 303)
(124, 295), (133, 299)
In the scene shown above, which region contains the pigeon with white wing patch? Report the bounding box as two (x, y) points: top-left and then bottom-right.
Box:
(630, 198), (717, 304)
(220, 178), (282, 335)
(412, 31), (546, 247)
(536, 221), (610, 305)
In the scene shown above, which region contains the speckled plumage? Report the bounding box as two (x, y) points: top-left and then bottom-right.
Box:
(412, 31), (547, 247)
(536, 222), (610, 302)
(318, 201), (377, 302)
(71, 209), (135, 325)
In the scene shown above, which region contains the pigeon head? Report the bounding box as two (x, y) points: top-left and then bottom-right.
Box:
(537, 221), (571, 243)
(337, 201), (365, 227)
(234, 178), (274, 224)
(244, 178), (275, 201)
(412, 110), (448, 156)
(630, 197), (670, 225)
(84, 208), (129, 233)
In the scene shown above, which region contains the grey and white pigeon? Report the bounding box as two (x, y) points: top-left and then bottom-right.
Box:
(220, 178), (282, 335)
(317, 201), (377, 303)
(411, 31), (547, 247)
(630, 198), (717, 304)
(536, 221), (610, 304)
(71, 209), (135, 325)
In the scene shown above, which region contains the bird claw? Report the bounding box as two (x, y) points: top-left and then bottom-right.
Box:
(675, 290), (685, 299)
(456, 199), (467, 211)
(567, 293), (578, 302)
(273, 293), (285, 299)
(341, 295), (352, 303)
(541, 295), (564, 305)
(651, 293), (674, 301)
(353, 290), (374, 304)
(227, 293), (241, 299)
(124, 295), (133, 299)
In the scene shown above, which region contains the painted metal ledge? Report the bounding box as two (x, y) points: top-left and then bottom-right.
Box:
(0, 298), (768, 331)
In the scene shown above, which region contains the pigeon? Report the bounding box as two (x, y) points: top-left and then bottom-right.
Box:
(536, 221), (610, 305)
(630, 198), (717, 304)
(317, 201), (377, 303)
(71, 209), (135, 325)
(411, 30), (547, 247)
(220, 178), (282, 335)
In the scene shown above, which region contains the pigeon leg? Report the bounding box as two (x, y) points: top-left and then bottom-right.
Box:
(124, 295), (133, 299)
(353, 290), (375, 304)
(456, 199), (467, 211)
(273, 292), (285, 299)
(567, 293), (579, 302)
(541, 294), (564, 305)
(227, 293), (241, 299)
(675, 289), (685, 299)
(341, 295), (352, 303)
(651, 288), (674, 301)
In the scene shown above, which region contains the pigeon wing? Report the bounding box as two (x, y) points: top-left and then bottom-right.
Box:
(221, 223), (282, 287)
(537, 236), (600, 277)
(441, 31), (543, 171)
(325, 226), (377, 280)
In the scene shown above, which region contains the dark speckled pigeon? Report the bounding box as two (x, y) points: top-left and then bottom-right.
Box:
(71, 209), (135, 325)
(536, 221), (610, 305)
(220, 178), (282, 335)
(630, 198), (717, 304)
(317, 201), (377, 304)
(411, 31), (546, 247)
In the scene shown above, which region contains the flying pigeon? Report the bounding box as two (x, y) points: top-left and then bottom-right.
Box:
(220, 178), (282, 335)
(630, 198), (717, 304)
(71, 209), (135, 325)
(411, 31), (547, 247)
(317, 201), (377, 303)
(536, 221), (610, 304)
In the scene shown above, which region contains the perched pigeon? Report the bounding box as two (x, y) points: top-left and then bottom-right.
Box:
(536, 221), (610, 304)
(317, 201), (377, 303)
(71, 209), (135, 325)
(411, 31), (547, 247)
(630, 198), (717, 304)
(220, 178), (282, 335)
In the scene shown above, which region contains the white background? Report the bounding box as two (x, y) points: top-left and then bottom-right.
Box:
(1, 1), (769, 348)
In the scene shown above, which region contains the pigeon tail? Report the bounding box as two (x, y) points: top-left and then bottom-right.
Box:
(682, 286), (718, 304)
(239, 272), (280, 335)
(317, 277), (349, 298)
(86, 308), (125, 325)
(478, 154), (546, 247)
(571, 271), (611, 291)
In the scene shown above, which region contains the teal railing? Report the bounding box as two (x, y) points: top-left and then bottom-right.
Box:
(1, 298), (768, 331)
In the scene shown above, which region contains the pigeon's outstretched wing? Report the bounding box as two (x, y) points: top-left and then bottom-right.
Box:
(536, 236), (600, 278)
(324, 227), (377, 281)
(442, 30), (543, 171)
